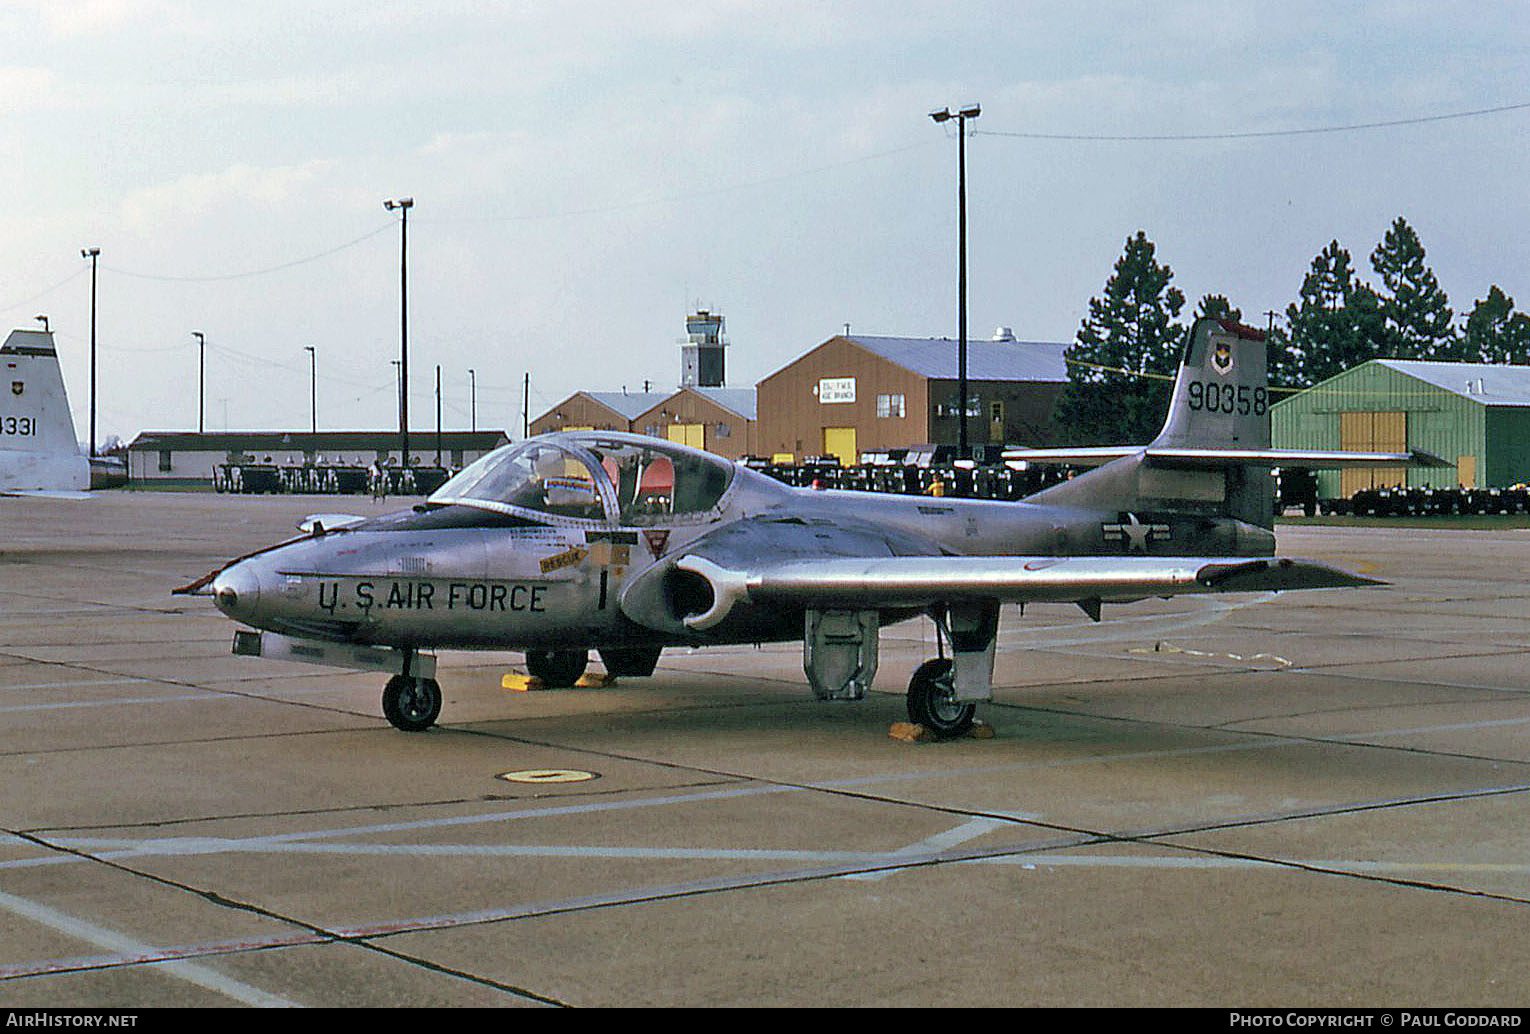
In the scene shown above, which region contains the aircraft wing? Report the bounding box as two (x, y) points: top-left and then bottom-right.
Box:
(1002, 445), (1449, 469)
(669, 553), (1381, 631)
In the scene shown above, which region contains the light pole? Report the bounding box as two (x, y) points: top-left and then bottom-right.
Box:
(81, 248), (99, 456)
(33, 314), (48, 332)
(929, 103), (980, 457)
(390, 360), (402, 461)
(192, 331), (205, 434)
(304, 346), (316, 434)
(383, 197), (413, 464)
(468, 369), (476, 433)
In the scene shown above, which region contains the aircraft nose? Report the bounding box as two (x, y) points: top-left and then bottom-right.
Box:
(212, 562), (261, 621)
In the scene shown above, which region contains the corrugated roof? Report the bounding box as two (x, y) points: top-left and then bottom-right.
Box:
(688, 387), (757, 420)
(847, 335), (1069, 382)
(583, 391), (673, 420)
(1376, 360), (1530, 406)
(127, 430), (509, 452)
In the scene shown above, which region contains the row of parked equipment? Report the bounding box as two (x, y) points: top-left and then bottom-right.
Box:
(213, 463), (451, 497)
(209, 456), (1525, 520)
(1330, 485), (1530, 518)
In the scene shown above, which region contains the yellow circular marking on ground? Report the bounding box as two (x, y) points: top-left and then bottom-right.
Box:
(498, 769), (599, 784)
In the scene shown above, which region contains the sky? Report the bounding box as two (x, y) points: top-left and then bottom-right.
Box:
(3, 0), (1527, 447)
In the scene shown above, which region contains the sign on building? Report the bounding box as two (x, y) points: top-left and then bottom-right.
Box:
(817, 377), (856, 404)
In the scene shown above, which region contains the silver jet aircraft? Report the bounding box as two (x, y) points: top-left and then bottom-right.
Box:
(183, 319), (1428, 736)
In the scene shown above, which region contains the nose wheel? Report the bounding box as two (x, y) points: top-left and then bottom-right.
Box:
(907, 658), (976, 739)
(382, 675), (442, 732)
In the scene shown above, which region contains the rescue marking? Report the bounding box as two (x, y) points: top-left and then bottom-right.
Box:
(540, 546), (588, 574)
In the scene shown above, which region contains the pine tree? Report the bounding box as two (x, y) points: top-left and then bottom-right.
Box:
(1284, 240), (1390, 386)
(1195, 294), (1241, 323)
(1056, 232), (1187, 444)
(1370, 217), (1456, 359)
(1462, 286), (1530, 365)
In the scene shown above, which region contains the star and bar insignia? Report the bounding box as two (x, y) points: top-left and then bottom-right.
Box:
(1101, 513), (1172, 553)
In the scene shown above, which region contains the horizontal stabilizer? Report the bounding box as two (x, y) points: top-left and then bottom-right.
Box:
(1003, 446), (1450, 469)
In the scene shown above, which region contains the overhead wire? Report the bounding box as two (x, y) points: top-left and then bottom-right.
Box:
(423, 141), (937, 224)
(102, 222), (395, 283)
(0, 267), (87, 317)
(974, 99), (1530, 142)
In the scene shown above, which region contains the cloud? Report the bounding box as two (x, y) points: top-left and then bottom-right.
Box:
(20, 0), (173, 38)
(117, 160), (340, 238)
(0, 65), (54, 113)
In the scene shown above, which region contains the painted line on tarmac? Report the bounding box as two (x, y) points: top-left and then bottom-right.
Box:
(0, 677), (157, 692)
(987, 854), (1530, 876)
(18, 731), (1520, 867)
(0, 693), (224, 714)
(28, 740), (1311, 864)
(890, 817), (1013, 857)
(1356, 715), (1530, 738)
(10, 796), (1530, 983)
(46, 838), (884, 863)
(0, 886), (301, 1006)
(7, 844), (1529, 983)
(0, 931), (330, 981)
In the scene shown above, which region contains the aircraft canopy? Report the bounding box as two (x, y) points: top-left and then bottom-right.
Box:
(431, 435), (733, 524)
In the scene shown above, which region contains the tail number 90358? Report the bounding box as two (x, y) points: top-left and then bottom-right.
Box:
(1187, 381), (1266, 416)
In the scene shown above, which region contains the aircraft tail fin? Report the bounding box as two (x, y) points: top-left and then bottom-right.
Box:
(1025, 318), (1276, 528)
(1151, 317), (1274, 528)
(1019, 318), (1447, 528)
(1149, 317), (1270, 452)
(1, 329), (90, 494)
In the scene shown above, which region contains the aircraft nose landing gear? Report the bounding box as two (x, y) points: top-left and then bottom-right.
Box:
(382, 674), (442, 732)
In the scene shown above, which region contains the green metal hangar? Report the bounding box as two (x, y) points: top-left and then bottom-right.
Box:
(1272, 359), (1530, 497)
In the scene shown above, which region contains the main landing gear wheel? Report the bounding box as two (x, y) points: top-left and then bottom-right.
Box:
(524, 649), (588, 687)
(382, 675), (442, 732)
(907, 658), (976, 740)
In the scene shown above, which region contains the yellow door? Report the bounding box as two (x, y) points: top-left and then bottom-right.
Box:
(667, 424), (705, 449)
(1457, 454), (1477, 488)
(823, 427), (856, 466)
(1340, 411), (1407, 495)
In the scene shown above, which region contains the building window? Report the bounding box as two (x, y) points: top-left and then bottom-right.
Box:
(876, 393), (905, 418)
(158, 450), (172, 472)
(937, 397), (981, 418)
(716, 422), (731, 438)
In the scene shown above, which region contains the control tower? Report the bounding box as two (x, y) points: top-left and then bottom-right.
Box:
(680, 310), (726, 388)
